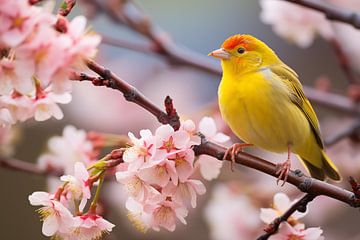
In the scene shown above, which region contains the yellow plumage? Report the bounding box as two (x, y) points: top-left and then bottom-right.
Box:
(210, 34), (340, 181)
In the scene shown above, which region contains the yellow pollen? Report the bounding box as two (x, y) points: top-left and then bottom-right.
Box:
(127, 212), (148, 233)
(12, 16), (25, 28)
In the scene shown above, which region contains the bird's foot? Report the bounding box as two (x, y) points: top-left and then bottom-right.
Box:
(223, 143), (253, 171)
(276, 159), (291, 186)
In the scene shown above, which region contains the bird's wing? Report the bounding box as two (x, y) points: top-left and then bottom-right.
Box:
(269, 64), (324, 149)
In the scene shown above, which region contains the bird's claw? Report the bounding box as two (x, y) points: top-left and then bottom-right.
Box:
(276, 160), (291, 186)
(223, 143), (252, 172)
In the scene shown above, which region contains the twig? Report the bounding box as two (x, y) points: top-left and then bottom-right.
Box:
(59, 0), (77, 16)
(101, 35), (156, 54)
(328, 38), (360, 84)
(303, 86), (360, 116)
(282, 0), (360, 29)
(325, 119), (360, 146)
(257, 193), (316, 240)
(0, 158), (62, 177)
(73, 61), (179, 129)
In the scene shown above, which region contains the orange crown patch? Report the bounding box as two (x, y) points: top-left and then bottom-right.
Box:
(221, 34), (254, 51)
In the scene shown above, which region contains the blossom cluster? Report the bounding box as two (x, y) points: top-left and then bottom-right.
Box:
(29, 162), (115, 240)
(205, 183), (325, 240)
(29, 117), (229, 238)
(116, 116), (229, 232)
(0, 0), (100, 127)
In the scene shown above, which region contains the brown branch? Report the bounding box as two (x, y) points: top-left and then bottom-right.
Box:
(283, 0), (360, 29)
(328, 38), (360, 84)
(73, 60), (180, 129)
(325, 119), (360, 146)
(303, 86), (360, 116)
(77, 59), (360, 209)
(257, 193), (316, 240)
(0, 158), (63, 177)
(101, 35), (156, 54)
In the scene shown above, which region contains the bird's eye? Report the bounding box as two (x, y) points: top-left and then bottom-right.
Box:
(237, 47), (245, 54)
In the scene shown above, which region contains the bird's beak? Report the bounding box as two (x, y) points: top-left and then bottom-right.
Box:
(208, 48), (230, 60)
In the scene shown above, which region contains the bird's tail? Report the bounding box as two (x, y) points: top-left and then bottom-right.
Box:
(299, 151), (341, 181)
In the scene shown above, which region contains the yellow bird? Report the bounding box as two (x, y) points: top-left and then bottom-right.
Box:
(209, 34), (340, 183)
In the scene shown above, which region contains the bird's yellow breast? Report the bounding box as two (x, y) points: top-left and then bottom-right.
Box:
(218, 70), (311, 153)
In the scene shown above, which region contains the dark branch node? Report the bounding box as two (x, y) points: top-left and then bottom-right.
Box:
(123, 88), (138, 102)
(294, 169), (304, 177)
(297, 178), (313, 192)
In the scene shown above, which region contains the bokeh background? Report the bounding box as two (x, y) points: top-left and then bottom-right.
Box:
(1, 0), (359, 239)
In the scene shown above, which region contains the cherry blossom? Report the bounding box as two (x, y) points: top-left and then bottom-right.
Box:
(116, 167), (159, 201)
(269, 222), (324, 240)
(144, 198), (188, 232)
(163, 179), (206, 208)
(123, 129), (159, 171)
(60, 162), (91, 211)
(259, 0), (334, 48)
(0, 0), (100, 125)
(199, 116), (230, 143)
(28, 191), (76, 237)
(37, 125), (96, 174)
(155, 124), (190, 154)
(196, 116), (230, 181)
(116, 118), (228, 232)
(260, 193), (307, 225)
(72, 214), (115, 240)
(204, 183), (261, 240)
(138, 158), (178, 187)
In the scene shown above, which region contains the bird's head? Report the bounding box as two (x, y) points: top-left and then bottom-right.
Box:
(209, 34), (280, 75)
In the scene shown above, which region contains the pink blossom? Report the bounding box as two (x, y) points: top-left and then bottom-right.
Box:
(138, 158), (178, 187)
(269, 222), (324, 240)
(259, 0), (334, 48)
(260, 193), (306, 225)
(28, 191), (76, 237)
(37, 125), (96, 174)
(195, 116), (229, 181)
(168, 149), (195, 182)
(163, 179), (206, 208)
(72, 214), (115, 240)
(33, 90), (72, 121)
(204, 183), (260, 240)
(0, 108), (14, 127)
(0, 93), (34, 122)
(0, 1), (54, 47)
(125, 197), (153, 233)
(196, 155), (223, 181)
(60, 162), (91, 211)
(199, 116), (230, 143)
(123, 129), (159, 171)
(155, 124), (190, 154)
(145, 198), (188, 232)
(181, 119), (201, 146)
(116, 167), (159, 201)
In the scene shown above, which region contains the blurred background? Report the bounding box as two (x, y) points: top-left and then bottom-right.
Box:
(1, 0), (360, 239)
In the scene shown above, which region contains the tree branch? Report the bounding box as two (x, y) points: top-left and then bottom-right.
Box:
(0, 158), (62, 177)
(325, 119), (360, 146)
(282, 0), (360, 29)
(257, 193), (316, 240)
(328, 38), (359, 85)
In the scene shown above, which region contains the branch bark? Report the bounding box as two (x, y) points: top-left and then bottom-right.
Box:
(0, 158), (62, 177)
(283, 0), (360, 29)
(257, 193), (316, 240)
